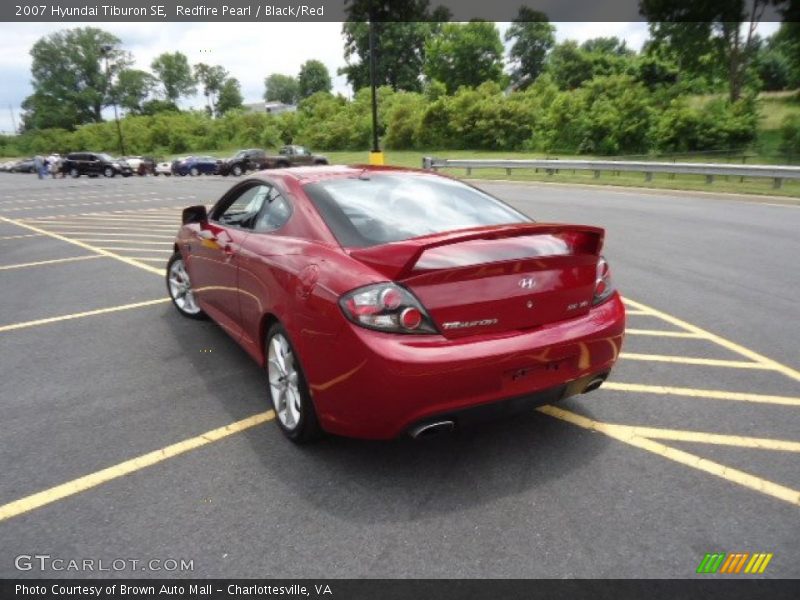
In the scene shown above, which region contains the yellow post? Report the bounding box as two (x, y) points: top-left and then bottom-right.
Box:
(368, 151), (385, 166)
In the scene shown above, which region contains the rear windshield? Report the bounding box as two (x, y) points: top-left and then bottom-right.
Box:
(303, 173), (529, 248)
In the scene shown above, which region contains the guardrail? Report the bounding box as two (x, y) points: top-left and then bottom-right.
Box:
(421, 157), (800, 189)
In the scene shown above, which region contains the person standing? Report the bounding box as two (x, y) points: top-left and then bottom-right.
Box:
(48, 153), (62, 178)
(33, 155), (44, 180)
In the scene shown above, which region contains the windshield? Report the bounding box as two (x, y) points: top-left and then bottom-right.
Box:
(98, 153), (115, 162)
(303, 173), (529, 248)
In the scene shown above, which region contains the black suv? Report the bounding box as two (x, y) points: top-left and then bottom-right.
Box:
(62, 152), (133, 178)
(219, 149), (267, 176)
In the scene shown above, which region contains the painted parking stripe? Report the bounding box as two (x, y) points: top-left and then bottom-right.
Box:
(0, 216), (164, 276)
(625, 329), (703, 338)
(624, 298), (800, 382)
(0, 411), (274, 522)
(538, 405), (800, 507)
(620, 353), (771, 370)
(603, 382), (800, 407)
(0, 233), (44, 241)
(0, 255), (104, 271)
(610, 425), (800, 452)
(0, 298), (170, 333)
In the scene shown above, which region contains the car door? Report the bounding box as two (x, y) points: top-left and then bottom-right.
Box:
(87, 154), (101, 176)
(186, 183), (272, 337)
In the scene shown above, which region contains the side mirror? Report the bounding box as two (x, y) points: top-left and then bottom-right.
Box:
(182, 205), (207, 225)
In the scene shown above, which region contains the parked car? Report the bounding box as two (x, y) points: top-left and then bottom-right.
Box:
(172, 156), (221, 176)
(166, 166), (625, 443)
(219, 149), (268, 176)
(154, 161), (173, 176)
(263, 145), (328, 169)
(9, 158), (36, 173)
(62, 152), (133, 178)
(124, 156), (156, 176)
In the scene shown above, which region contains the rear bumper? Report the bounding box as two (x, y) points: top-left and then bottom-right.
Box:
(303, 293), (625, 439)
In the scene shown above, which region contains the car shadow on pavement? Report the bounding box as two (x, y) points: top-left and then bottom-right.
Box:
(163, 310), (611, 523)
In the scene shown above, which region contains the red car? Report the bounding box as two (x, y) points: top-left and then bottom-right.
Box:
(167, 166), (625, 442)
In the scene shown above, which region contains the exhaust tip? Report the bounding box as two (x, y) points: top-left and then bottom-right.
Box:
(409, 420), (455, 440)
(582, 375), (607, 394)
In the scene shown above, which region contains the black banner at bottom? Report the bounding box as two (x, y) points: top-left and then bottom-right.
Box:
(2, 579), (799, 600)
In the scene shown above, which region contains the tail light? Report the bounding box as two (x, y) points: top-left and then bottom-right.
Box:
(593, 256), (614, 305)
(340, 283), (438, 334)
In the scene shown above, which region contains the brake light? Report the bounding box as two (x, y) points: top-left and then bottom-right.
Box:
(593, 256), (614, 305)
(340, 283), (438, 334)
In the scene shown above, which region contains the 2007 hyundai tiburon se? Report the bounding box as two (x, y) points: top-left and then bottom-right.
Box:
(167, 165), (625, 443)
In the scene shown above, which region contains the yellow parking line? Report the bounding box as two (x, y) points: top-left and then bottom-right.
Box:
(0, 255), (104, 271)
(0, 411), (275, 522)
(537, 405), (800, 506)
(30, 231), (177, 239)
(620, 352), (770, 369)
(624, 309), (650, 316)
(588, 423), (800, 452)
(0, 298), (170, 333)
(95, 247), (171, 253)
(128, 257), (169, 262)
(24, 222), (178, 230)
(603, 382), (800, 407)
(625, 329), (703, 338)
(0, 216), (163, 276)
(0, 233), (43, 241)
(71, 239), (173, 245)
(624, 298), (800, 382)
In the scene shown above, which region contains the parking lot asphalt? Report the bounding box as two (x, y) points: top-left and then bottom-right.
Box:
(0, 172), (797, 578)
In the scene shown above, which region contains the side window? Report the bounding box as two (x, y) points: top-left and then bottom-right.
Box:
(254, 186), (292, 232)
(214, 185), (270, 229)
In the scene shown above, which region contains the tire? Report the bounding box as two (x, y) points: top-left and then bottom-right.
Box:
(232, 164), (243, 177)
(70, 168), (79, 178)
(265, 323), (322, 444)
(104, 167), (115, 178)
(166, 252), (207, 320)
(277, 161), (290, 169)
(314, 159), (328, 165)
(189, 167), (199, 177)
(153, 172), (159, 176)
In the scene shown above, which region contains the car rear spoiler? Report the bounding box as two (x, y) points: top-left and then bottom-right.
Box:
(348, 223), (605, 280)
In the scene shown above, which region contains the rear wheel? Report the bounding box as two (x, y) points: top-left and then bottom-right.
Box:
(266, 324), (322, 444)
(104, 166), (114, 177)
(166, 252), (206, 320)
(190, 167), (199, 176)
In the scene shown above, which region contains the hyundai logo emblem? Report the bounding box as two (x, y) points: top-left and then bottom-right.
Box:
(518, 277), (536, 289)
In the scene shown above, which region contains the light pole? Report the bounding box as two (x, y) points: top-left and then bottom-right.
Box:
(368, 17), (383, 165)
(101, 43), (126, 157)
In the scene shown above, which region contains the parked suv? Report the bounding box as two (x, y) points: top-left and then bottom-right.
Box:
(219, 149), (268, 176)
(63, 152), (133, 178)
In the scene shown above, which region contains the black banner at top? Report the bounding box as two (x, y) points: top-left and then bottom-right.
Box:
(0, 0), (792, 23)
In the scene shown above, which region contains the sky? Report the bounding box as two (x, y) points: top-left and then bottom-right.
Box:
(0, 21), (780, 135)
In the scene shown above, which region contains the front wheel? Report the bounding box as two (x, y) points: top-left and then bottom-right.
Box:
(232, 164), (243, 177)
(166, 252), (206, 320)
(189, 167), (199, 176)
(266, 324), (322, 443)
(104, 167), (115, 177)
(70, 168), (79, 178)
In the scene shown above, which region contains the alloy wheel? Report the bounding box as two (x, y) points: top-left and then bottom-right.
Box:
(167, 258), (201, 315)
(267, 333), (302, 430)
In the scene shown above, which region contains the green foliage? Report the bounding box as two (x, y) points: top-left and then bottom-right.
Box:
(150, 52), (196, 102)
(779, 114), (800, 156)
(264, 74), (298, 104)
(114, 69), (157, 114)
(651, 96), (759, 152)
(216, 78), (244, 116)
(22, 27), (129, 130)
(505, 8), (555, 89)
(297, 60), (332, 99)
(423, 22), (505, 94)
(546, 40), (636, 91)
(194, 63), (229, 114)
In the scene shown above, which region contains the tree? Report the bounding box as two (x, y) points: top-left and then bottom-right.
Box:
(297, 60), (332, 99)
(194, 63), (228, 115)
(640, 0), (789, 101)
(340, 0), (448, 92)
(264, 74), (299, 104)
(216, 78), (244, 116)
(114, 69), (157, 114)
(151, 52), (196, 103)
(21, 27), (130, 130)
(505, 8), (555, 89)
(580, 37), (634, 56)
(424, 21), (505, 94)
